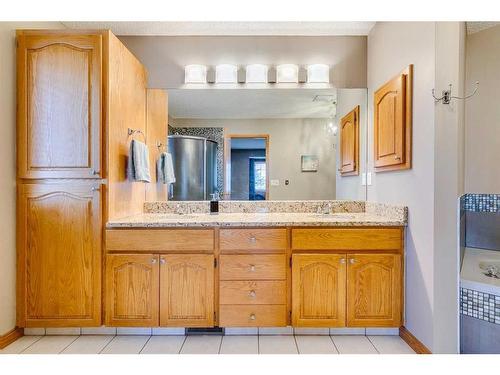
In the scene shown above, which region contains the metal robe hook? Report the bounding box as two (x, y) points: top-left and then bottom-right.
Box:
(432, 81), (479, 104)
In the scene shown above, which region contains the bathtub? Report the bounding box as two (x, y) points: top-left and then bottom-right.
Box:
(461, 247), (500, 295)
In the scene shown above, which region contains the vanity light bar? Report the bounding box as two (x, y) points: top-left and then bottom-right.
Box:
(184, 64), (330, 84)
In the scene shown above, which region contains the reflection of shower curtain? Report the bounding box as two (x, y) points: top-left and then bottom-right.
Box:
(249, 158), (266, 200)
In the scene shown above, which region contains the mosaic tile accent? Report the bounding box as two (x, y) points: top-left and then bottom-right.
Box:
(169, 126), (224, 194)
(463, 194), (500, 213)
(460, 287), (500, 325)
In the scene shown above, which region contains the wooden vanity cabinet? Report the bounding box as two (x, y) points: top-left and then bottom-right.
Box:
(105, 229), (215, 327)
(291, 228), (404, 328)
(374, 65), (413, 172)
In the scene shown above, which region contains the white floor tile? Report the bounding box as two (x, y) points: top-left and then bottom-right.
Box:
(225, 327), (258, 335)
(294, 328), (330, 335)
(331, 335), (378, 354)
(100, 336), (150, 354)
(258, 327), (293, 335)
(259, 335), (298, 354)
(61, 335), (114, 354)
(140, 336), (185, 354)
(180, 335), (222, 354)
(45, 328), (81, 335)
(329, 328), (365, 335)
(295, 335), (338, 354)
(0, 336), (42, 354)
(81, 327), (117, 335)
(22, 335), (78, 354)
(116, 327), (152, 336)
(368, 335), (415, 354)
(220, 335), (258, 354)
(24, 328), (45, 336)
(152, 327), (185, 336)
(365, 328), (399, 336)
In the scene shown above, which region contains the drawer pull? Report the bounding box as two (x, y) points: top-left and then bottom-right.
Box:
(249, 313), (256, 321)
(349, 258), (356, 264)
(249, 236), (257, 243)
(248, 290), (256, 298)
(340, 258), (346, 264)
(249, 264), (256, 272)
(151, 258), (157, 264)
(160, 258), (166, 265)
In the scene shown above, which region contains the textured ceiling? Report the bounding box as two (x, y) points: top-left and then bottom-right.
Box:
(466, 22), (500, 34)
(61, 21), (375, 36)
(168, 88), (338, 119)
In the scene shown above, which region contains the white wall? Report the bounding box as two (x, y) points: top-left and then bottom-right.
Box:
(119, 35), (367, 89)
(0, 22), (65, 336)
(465, 25), (500, 194)
(335, 88), (367, 200)
(433, 22), (466, 354)
(172, 118), (337, 200)
(367, 22), (437, 350)
(367, 21), (466, 353)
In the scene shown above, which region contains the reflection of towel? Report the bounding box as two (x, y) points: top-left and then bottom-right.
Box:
(127, 139), (151, 183)
(157, 152), (176, 184)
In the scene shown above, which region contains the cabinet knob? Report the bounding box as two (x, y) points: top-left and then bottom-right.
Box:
(349, 258), (356, 264)
(151, 258), (157, 264)
(160, 258), (166, 265)
(249, 313), (256, 321)
(248, 290), (256, 298)
(249, 264), (256, 272)
(249, 236), (256, 243)
(394, 156), (401, 160)
(91, 169), (99, 175)
(91, 186), (100, 192)
(340, 258), (346, 264)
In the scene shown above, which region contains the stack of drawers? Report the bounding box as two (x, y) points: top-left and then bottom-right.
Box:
(218, 228), (288, 327)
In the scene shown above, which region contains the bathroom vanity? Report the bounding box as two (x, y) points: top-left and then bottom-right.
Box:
(102, 201), (406, 330)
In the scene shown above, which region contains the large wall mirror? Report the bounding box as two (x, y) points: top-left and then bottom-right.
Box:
(167, 88), (368, 201)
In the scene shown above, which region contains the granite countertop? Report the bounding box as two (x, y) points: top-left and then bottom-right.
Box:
(106, 211), (406, 228)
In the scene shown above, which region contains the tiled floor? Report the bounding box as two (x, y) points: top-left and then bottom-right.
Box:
(0, 334), (415, 354)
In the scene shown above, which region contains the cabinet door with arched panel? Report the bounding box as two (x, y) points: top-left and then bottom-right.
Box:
(291, 254), (346, 327)
(160, 254), (214, 327)
(17, 32), (102, 179)
(347, 254), (402, 327)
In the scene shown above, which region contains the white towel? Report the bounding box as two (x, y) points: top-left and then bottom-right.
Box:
(157, 152), (176, 185)
(127, 139), (151, 183)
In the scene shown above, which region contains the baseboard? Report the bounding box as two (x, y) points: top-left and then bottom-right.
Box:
(0, 327), (24, 350)
(399, 326), (431, 354)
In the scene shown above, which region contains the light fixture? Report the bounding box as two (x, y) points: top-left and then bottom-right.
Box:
(307, 64), (330, 83)
(246, 64), (268, 83)
(184, 64), (207, 84)
(276, 64), (299, 83)
(216, 64), (238, 83)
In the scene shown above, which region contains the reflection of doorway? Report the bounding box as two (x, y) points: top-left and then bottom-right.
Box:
(223, 134), (269, 200)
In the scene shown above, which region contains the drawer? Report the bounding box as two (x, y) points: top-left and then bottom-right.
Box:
(219, 228), (287, 253)
(219, 305), (287, 327)
(219, 254), (286, 280)
(106, 229), (214, 252)
(220, 280), (286, 305)
(291, 228), (403, 251)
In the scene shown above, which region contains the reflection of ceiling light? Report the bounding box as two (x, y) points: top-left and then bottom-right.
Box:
(216, 64), (238, 83)
(276, 64), (299, 83)
(184, 64), (207, 83)
(246, 64), (268, 83)
(307, 64), (330, 83)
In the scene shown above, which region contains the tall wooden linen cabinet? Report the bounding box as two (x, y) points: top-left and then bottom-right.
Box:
(16, 30), (167, 327)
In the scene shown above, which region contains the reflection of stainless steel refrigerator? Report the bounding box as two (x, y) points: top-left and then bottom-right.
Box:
(168, 135), (217, 200)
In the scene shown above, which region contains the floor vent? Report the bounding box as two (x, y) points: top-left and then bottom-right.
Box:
(186, 327), (224, 335)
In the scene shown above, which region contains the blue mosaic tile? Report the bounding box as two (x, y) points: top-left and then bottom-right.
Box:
(463, 194), (500, 213)
(461, 287), (500, 325)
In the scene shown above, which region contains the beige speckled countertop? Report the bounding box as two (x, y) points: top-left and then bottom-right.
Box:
(106, 211), (406, 228)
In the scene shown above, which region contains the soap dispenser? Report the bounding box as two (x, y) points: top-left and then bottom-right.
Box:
(210, 192), (219, 214)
